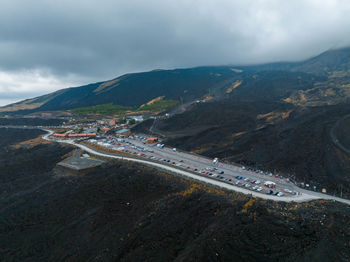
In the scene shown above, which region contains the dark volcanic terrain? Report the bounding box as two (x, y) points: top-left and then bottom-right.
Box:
(129, 48), (350, 199)
(2, 47), (350, 261)
(150, 101), (350, 198)
(0, 117), (63, 126)
(1, 129), (350, 262)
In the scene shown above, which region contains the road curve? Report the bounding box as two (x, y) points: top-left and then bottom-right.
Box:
(41, 129), (326, 203)
(1, 126), (349, 205)
(1, 126), (346, 204)
(1, 125), (346, 204)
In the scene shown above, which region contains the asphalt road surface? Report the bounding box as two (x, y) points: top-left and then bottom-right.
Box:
(39, 129), (350, 205)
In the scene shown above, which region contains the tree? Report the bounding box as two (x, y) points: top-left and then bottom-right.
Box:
(119, 118), (127, 124)
(129, 119), (136, 125)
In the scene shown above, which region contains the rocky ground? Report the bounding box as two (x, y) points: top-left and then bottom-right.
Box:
(152, 101), (350, 198)
(1, 128), (350, 262)
(0, 117), (63, 126)
(335, 114), (350, 151)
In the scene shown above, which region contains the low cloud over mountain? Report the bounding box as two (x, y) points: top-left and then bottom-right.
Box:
(1, 0), (350, 105)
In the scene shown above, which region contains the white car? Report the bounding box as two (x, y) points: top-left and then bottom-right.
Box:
(277, 192), (284, 197)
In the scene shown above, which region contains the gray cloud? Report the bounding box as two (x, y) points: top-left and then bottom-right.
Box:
(1, 0), (350, 105)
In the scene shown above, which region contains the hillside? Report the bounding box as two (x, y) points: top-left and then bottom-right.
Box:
(2, 47), (350, 114)
(241, 48), (350, 106)
(248, 47), (350, 77)
(1, 128), (350, 261)
(142, 100), (350, 198)
(293, 47), (350, 76)
(0, 67), (242, 114)
(129, 47), (350, 197)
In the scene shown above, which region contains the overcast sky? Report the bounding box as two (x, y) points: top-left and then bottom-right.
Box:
(1, 0), (350, 106)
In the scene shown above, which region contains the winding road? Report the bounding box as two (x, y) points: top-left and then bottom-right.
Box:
(40, 128), (350, 205)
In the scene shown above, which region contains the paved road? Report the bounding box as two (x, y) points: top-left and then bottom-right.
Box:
(40, 129), (350, 205)
(2, 125), (349, 205)
(120, 136), (297, 192)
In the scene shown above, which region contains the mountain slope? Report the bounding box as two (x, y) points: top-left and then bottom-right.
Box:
(2, 47), (350, 114)
(0, 67), (242, 114)
(144, 98), (350, 197)
(1, 128), (350, 261)
(293, 47), (350, 76)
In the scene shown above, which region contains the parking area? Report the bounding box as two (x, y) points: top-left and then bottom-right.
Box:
(86, 134), (299, 197)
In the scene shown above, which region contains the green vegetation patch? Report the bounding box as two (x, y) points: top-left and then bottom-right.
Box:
(71, 98), (178, 116)
(71, 103), (134, 115)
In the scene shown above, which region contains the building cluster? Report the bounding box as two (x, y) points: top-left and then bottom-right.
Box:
(98, 115), (143, 126)
(54, 114), (145, 139)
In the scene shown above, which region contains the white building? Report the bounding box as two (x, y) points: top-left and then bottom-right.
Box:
(126, 115), (144, 122)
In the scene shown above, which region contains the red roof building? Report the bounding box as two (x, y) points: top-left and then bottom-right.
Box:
(147, 137), (158, 143)
(54, 133), (96, 138)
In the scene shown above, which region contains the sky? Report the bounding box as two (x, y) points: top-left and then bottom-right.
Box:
(1, 0), (350, 106)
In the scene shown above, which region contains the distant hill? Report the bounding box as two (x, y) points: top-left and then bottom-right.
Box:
(0, 67), (242, 114)
(2, 46), (350, 114)
(248, 47), (350, 76)
(293, 47), (350, 76)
